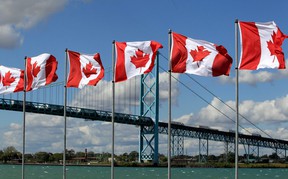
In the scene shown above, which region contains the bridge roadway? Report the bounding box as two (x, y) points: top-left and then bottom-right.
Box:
(1, 98), (288, 150)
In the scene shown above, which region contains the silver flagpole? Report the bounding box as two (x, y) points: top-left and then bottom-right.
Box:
(111, 40), (115, 179)
(168, 29), (172, 179)
(63, 49), (68, 179)
(22, 56), (27, 179)
(235, 19), (239, 179)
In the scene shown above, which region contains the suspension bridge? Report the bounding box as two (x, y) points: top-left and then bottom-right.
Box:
(0, 57), (287, 164)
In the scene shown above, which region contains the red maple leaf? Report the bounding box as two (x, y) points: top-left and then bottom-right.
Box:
(83, 62), (97, 78)
(190, 46), (211, 62)
(267, 29), (287, 65)
(2, 71), (15, 87)
(130, 49), (150, 69)
(32, 61), (41, 77)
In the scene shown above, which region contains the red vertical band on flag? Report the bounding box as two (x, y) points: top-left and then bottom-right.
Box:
(45, 55), (58, 85)
(239, 22), (261, 70)
(14, 70), (24, 92)
(144, 41), (163, 74)
(272, 27), (287, 69)
(212, 45), (233, 76)
(171, 32), (188, 73)
(115, 42), (127, 82)
(87, 53), (105, 86)
(26, 57), (33, 91)
(67, 51), (82, 87)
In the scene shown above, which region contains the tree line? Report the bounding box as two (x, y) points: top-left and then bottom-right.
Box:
(0, 146), (286, 165)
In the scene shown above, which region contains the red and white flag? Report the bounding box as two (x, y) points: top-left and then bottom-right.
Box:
(26, 53), (58, 91)
(66, 50), (104, 88)
(171, 32), (232, 76)
(114, 41), (163, 82)
(238, 21), (288, 70)
(0, 65), (24, 95)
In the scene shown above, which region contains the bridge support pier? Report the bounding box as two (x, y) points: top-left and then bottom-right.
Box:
(198, 138), (208, 163)
(171, 134), (184, 157)
(224, 141), (234, 163)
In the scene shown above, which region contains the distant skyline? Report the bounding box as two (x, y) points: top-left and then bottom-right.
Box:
(1, 0), (288, 156)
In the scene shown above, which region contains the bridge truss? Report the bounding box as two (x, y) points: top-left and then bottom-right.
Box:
(1, 97), (288, 163)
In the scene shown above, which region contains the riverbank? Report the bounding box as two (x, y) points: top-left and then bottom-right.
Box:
(2, 162), (288, 168)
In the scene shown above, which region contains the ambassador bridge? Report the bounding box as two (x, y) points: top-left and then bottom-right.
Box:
(0, 53), (288, 164)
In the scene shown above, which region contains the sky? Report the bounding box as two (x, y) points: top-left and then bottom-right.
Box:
(1, 0), (288, 156)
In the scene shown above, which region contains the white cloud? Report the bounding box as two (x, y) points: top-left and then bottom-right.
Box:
(174, 95), (288, 138)
(220, 71), (280, 85)
(10, 122), (21, 130)
(0, 0), (67, 48)
(220, 64), (288, 86)
(0, 25), (23, 48)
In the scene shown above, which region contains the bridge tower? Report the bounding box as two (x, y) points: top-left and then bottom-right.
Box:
(171, 134), (184, 156)
(139, 53), (159, 164)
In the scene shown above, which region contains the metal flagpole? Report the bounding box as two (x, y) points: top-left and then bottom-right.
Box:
(22, 56), (27, 179)
(111, 40), (115, 179)
(168, 29), (172, 179)
(63, 49), (68, 179)
(235, 19), (239, 179)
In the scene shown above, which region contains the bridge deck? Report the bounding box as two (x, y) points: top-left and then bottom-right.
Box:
(158, 122), (288, 150)
(0, 98), (153, 126)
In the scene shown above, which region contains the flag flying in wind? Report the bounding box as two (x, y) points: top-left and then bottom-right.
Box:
(171, 32), (232, 76)
(26, 53), (58, 91)
(0, 65), (24, 95)
(66, 50), (105, 88)
(114, 41), (163, 82)
(238, 21), (288, 70)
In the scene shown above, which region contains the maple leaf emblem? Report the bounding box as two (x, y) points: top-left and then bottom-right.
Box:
(130, 49), (150, 71)
(267, 29), (286, 63)
(190, 46), (211, 62)
(32, 61), (41, 77)
(2, 71), (15, 87)
(83, 62), (97, 78)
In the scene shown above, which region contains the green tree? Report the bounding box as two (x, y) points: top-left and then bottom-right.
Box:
(128, 151), (138, 162)
(269, 152), (279, 160)
(35, 152), (50, 163)
(0, 150), (3, 161)
(66, 149), (76, 160)
(25, 154), (34, 163)
(159, 154), (167, 163)
(76, 152), (86, 158)
(2, 146), (21, 163)
(87, 151), (95, 158)
(50, 153), (63, 163)
(207, 154), (217, 162)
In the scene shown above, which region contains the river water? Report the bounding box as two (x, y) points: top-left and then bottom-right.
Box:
(0, 164), (287, 178)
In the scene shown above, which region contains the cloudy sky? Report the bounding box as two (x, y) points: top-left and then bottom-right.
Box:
(1, 0), (288, 156)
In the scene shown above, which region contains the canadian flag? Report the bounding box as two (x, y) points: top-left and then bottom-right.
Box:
(114, 41), (163, 82)
(171, 32), (232, 76)
(238, 21), (288, 70)
(26, 53), (58, 91)
(66, 50), (104, 88)
(0, 65), (24, 95)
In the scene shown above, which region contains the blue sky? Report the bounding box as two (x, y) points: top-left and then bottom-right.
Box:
(1, 0), (288, 156)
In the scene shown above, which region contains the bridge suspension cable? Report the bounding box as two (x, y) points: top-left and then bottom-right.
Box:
(158, 52), (281, 144)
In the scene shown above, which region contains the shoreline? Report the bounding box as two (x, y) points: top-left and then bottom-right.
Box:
(1, 162), (288, 168)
